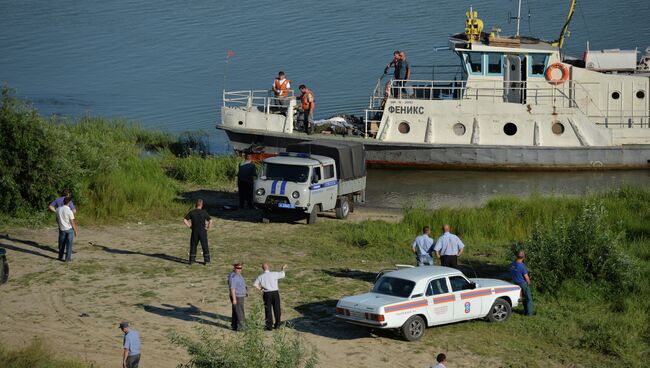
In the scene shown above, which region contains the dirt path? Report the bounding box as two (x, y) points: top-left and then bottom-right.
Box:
(0, 208), (497, 367)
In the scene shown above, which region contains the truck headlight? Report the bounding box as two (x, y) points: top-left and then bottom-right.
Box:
(292, 191), (300, 199)
(256, 188), (265, 196)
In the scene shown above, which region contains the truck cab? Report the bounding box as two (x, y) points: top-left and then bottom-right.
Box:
(254, 140), (366, 224)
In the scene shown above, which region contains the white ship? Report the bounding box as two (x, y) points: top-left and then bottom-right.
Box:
(218, 1), (650, 170)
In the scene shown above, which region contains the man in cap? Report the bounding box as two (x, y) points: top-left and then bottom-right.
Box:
(228, 263), (248, 331)
(119, 321), (141, 368)
(253, 263), (288, 330)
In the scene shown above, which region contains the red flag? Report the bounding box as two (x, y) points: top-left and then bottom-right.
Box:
(227, 49), (235, 58)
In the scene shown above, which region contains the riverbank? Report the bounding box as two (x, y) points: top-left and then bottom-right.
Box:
(1, 188), (648, 368)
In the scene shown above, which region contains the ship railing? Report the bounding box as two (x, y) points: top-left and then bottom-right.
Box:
(363, 109), (384, 138)
(223, 89), (295, 114)
(597, 110), (650, 128)
(368, 65), (464, 110)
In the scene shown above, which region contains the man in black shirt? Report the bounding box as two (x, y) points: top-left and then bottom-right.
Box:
(183, 199), (213, 265)
(237, 153), (256, 209)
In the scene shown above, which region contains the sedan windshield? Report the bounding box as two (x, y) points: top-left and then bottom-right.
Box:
(372, 277), (415, 298)
(264, 163), (309, 183)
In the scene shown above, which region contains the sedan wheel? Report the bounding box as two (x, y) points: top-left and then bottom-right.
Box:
(487, 298), (512, 322)
(400, 315), (425, 341)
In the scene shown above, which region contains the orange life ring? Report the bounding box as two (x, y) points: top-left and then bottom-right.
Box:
(545, 63), (569, 85)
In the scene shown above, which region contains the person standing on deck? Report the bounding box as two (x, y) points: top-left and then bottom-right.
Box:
(183, 199), (213, 265)
(296, 85), (315, 135)
(384, 50), (401, 76)
(396, 51), (411, 98)
(272, 71), (291, 113)
(433, 224), (464, 268)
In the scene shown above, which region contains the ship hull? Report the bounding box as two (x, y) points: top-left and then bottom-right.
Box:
(220, 125), (650, 171)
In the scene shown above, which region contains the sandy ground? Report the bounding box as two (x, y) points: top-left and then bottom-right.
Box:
(0, 205), (500, 367)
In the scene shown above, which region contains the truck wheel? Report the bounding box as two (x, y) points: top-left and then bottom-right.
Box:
(335, 197), (350, 219)
(307, 205), (319, 225)
(400, 315), (425, 341)
(0, 253), (8, 285)
(487, 298), (511, 322)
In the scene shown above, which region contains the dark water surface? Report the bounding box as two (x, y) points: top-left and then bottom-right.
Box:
(2, 0), (649, 203)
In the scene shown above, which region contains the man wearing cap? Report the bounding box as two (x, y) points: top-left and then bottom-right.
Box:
(119, 321), (140, 368)
(254, 263), (287, 330)
(228, 263), (248, 331)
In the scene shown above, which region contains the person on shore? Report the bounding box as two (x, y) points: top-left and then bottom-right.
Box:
(56, 197), (77, 262)
(272, 71), (291, 113)
(412, 226), (434, 266)
(383, 50), (401, 76)
(48, 189), (76, 214)
(433, 224), (464, 268)
(296, 85), (315, 135)
(510, 250), (534, 316)
(228, 263), (248, 331)
(119, 321), (141, 368)
(253, 263), (287, 330)
(431, 353), (447, 368)
(183, 199), (212, 265)
(237, 153), (256, 209)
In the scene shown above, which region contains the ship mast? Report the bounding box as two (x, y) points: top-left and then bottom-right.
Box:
(515, 0), (522, 37)
(552, 0), (578, 49)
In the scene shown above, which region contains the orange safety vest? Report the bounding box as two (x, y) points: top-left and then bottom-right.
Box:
(301, 89), (314, 110)
(274, 78), (291, 97)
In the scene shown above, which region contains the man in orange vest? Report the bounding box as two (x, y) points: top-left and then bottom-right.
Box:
(297, 85), (315, 134)
(272, 71), (291, 113)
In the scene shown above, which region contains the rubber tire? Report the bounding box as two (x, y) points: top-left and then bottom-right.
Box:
(335, 197), (350, 220)
(400, 315), (425, 341)
(487, 298), (512, 322)
(0, 255), (8, 285)
(307, 206), (319, 225)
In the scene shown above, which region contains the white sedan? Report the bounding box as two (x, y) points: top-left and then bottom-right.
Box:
(335, 266), (520, 341)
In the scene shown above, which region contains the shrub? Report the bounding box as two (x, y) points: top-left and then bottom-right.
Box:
(0, 338), (93, 368)
(172, 303), (318, 368)
(521, 201), (636, 292)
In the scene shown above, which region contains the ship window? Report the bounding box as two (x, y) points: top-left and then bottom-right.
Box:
(636, 90), (645, 99)
(398, 122), (411, 134)
(465, 52), (483, 75)
(503, 122), (517, 136)
(611, 91), (621, 100)
(486, 53), (503, 75)
(529, 54), (549, 76)
(552, 122), (565, 135)
(453, 123), (466, 136)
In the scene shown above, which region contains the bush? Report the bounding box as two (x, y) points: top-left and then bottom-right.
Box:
(172, 303), (318, 368)
(0, 338), (93, 368)
(521, 201), (636, 292)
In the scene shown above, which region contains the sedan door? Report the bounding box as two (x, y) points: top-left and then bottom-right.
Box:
(425, 277), (455, 325)
(449, 275), (484, 321)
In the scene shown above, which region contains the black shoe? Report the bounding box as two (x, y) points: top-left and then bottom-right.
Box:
(265, 327), (273, 331)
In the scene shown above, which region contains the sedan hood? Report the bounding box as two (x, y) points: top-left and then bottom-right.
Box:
(337, 292), (406, 311)
(471, 278), (515, 288)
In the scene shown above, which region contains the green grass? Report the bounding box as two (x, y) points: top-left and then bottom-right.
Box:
(0, 339), (94, 368)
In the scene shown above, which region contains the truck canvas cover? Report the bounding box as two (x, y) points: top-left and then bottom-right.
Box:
(286, 140), (366, 180)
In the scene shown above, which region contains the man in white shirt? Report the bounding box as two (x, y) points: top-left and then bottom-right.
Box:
(412, 226), (434, 266)
(56, 197), (78, 262)
(254, 263), (287, 330)
(433, 224), (465, 269)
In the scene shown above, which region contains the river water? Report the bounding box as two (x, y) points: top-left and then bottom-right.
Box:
(2, 0), (649, 205)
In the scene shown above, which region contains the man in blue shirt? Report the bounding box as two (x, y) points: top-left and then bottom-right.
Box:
(229, 263), (248, 331)
(433, 224), (465, 269)
(119, 321), (141, 368)
(510, 250), (534, 316)
(412, 226), (434, 266)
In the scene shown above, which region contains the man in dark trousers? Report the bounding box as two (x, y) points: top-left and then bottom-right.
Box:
(253, 263), (287, 330)
(228, 263), (248, 331)
(510, 250), (534, 316)
(119, 321), (141, 368)
(433, 224), (465, 268)
(237, 153), (256, 209)
(183, 199), (213, 265)
(296, 85), (315, 134)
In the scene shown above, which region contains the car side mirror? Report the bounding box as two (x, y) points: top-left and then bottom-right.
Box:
(468, 282), (477, 290)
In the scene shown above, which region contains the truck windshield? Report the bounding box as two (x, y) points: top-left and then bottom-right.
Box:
(372, 277), (415, 298)
(264, 163), (310, 183)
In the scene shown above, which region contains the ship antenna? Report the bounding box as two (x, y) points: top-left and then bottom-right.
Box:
(515, 0), (522, 37)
